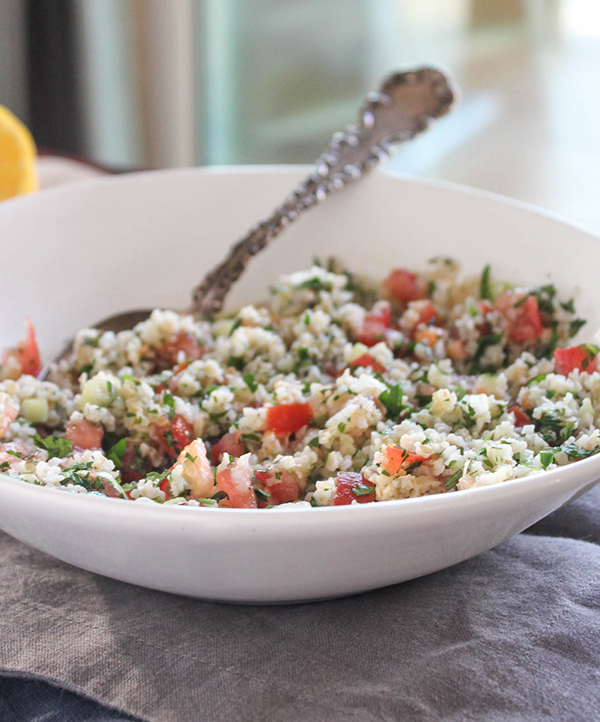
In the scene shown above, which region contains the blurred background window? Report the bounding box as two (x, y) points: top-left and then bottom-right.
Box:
(2, 0), (600, 230)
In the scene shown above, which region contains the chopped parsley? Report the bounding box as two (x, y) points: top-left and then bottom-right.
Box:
(229, 318), (242, 336)
(379, 384), (406, 421)
(480, 264), (492, 301)
(352, 483), (374, 497)
(445, 469), (462, 490)
(163, 392), (176, 419)
(227, 356), (245, 371)
(569, 319), (586, 338)
(243, 373), (258, 393)
(33, 434), (73, 460)
(470, 333), (503, 374)
(107, 438), (127, 469)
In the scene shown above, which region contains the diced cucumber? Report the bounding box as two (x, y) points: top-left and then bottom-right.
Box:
(21, 398), (49, 423)
(80, 375), (117, 408)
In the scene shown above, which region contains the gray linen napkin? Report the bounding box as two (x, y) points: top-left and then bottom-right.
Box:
(1, 485), (600, 722)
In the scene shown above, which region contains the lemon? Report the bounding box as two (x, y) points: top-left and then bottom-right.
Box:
(0, 105), (38, 201)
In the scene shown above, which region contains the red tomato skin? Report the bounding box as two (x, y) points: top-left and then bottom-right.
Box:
(495, 293), (544, 344)
(385, 269), (426, 305)
(65, 418), (103, 450)
(159, 477), (170, 499)
(216, 459), (257, 509)
(3, 320), (41, 378)
(349, 354), (385, 374)
(211, 431), (245, 465)
(334, 472), (375, 505)
(508, 406), (532, 428)
(157, 414), (194, 457)
(510, 296), (544, 343)
(254, 470), (300, 504)
(554, 347), (598, 376)
(265, 403), (313, 436)
(156, 332), (202, 369)
(99, 480), (121, 498)
(416, 301), (440, 326)
(357, 301), (392, 347)
(383, 447), (426, 476)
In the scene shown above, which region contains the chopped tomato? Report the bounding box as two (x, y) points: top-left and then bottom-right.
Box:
(382, 447), (426, 476)
(254, 469), (300, 504)
(216, 455), (257, 509)
(159, 476), (170, 499)
(65, 418), (103, 449)
(334, 472), (375, 505)
(414, 327), (441, 348)
(349, 353), (385, 374)
(385, 268), (426, 305)
(508, 406), (532, 428)
(157, 414), (194, 457)
(446, 339), (466, 361)
(510, 296), (544, 343)
(98, 479), (121, 499)
(357, 300), (392, 347)
(265, 403), (312, 437)
(211, 431), (244, 465)
(554, 346), (599, 376)
(0, 403), (18, 440)
(495, 293), (544, 344)
(415, 300), (440, 326)
(156, 332), (202, 369)
(2, 320), (41, 378)
(480, 300), (493, 316)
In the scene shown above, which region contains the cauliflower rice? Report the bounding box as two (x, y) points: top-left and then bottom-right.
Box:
(1, 258), (599, 509)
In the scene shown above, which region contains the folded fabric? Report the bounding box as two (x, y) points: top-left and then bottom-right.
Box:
(1, 485), (600, 722)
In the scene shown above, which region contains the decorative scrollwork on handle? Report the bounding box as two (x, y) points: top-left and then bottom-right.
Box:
(192, 66), (456, 318)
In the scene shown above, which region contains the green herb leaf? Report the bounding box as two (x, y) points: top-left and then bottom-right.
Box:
(227, 356), (245, 371)
(379, 384), (406, 421)
(242, 373), (258, 393)
(229, 318), (242, 336)
(254, 487), (271, 502)
(241, 433), (261, 442)
(480, 264), (492, 301)
(33, 433), (73, 460)
(445, 469), (462, 490)
(569, 319), (586, 338)
(527, 374), (547, 386)
(163, 391), (176, 419)
(107, 438), (127, 469)
(558, 444), (600, 460)
(470, 333), (504, 374)
(540, 450), (554, 468)
(352, 483), (375, 497)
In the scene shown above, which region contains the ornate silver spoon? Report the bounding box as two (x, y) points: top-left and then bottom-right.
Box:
(38, 66), (455, 379)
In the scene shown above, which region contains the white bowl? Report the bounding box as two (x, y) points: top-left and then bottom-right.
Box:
(1, 166), (599, 603)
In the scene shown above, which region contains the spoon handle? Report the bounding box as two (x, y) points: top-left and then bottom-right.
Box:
(191, 66), (456, 318)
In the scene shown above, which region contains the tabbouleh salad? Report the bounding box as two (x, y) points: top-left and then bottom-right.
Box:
(1, 258), (599, 509)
